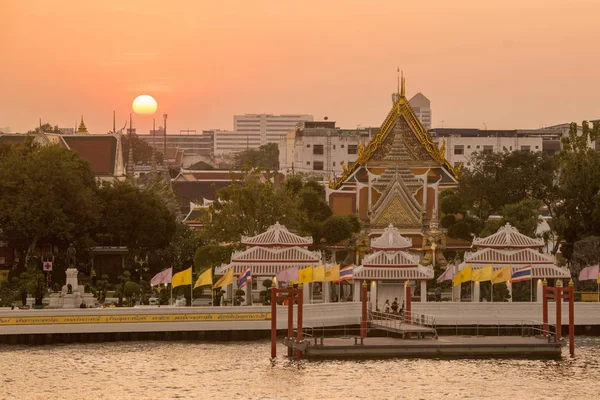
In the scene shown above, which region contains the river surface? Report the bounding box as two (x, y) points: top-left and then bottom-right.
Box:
(1, 337), (600, 400)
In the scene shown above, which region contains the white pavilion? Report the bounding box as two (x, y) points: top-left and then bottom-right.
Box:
(458, 223), (571, 302)
(355, 224), (434, 310)
(216, 222), (321, 304)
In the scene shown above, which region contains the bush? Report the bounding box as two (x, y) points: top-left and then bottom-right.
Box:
(123, 281), (141, 298)
(235, 289), (245, 296)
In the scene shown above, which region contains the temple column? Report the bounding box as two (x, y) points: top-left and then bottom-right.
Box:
(473, 281), (480, 302)
(353, 281), (361, 302)
(536, 278), (543, 303)
(370, 281), (378, 310)
(323, 281), (330, 303)
(232, 276), (238, 306)
(420, 280), (427, 303)
(507, 282), (513, 302)
(245, 278), (252, 306)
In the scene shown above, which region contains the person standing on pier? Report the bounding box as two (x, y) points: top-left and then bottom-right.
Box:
(391, 298), (399, 314)
(384, 299), (390, 313)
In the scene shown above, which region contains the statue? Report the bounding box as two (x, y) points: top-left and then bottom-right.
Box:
(66, 244), (77, 266)
(420, 211), (448, 268)
(67, 283), (73, 294)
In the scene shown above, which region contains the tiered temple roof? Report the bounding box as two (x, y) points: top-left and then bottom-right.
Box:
(461, 223), (569, 279)
(355, 224), (433, 280)
(216, 222), (320, 277)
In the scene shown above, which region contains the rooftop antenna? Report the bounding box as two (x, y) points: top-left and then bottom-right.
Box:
(113, 111), (116, 133)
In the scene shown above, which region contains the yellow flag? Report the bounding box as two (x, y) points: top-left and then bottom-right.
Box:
(325, 265), (340, 281)
(194, 268), (212, 289)
(491, 265), (512, 284)
(172, 267), (192, 288)
(214, 268), (233, 288)
(472, 265), (493, 282)
(453, 265), (472, 287)
(313, 265), (325, 282)
(597, 273), (600, 284)
(299, 266), (313, 283)
(0, 270), (8, 282)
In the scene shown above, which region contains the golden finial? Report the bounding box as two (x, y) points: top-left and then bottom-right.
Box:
(568, 279), (574, 287)
(362, 280), (368, 288)
(542, 278), (548, 286)
(556, 279), (563, 287)
(77, 115), (89, 134)
(439, 139), (446, 159)
(397, 67), (400, 97)
(401, 70), (405, 98)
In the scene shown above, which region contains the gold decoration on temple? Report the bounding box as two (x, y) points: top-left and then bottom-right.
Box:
(77, 115), (89, 134)
(420, 210), (448, 268)
(340, 160), (348, 174)
(330, 73), (459, 190)
(357, 141), (366, 163)
(439, 139), (446, 159)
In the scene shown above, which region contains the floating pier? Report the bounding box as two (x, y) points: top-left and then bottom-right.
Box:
(283, 335), (562, 359)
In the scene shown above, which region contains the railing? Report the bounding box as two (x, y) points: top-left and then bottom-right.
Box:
(434, 320), (557, 339)
(369, 310), (437, 330)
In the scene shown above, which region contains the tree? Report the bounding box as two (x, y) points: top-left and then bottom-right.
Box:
(194, 245), (234, 273)
(322, 215), (361, 245)
(234, 143), (279, 171)
(122, 133), (164, 165)
(153, 222), (198, 276)
(499, 199), (542, 238)
(97, 181), (177, 258)
(27, 122), (61, 134)
(0, 139), (101, 266)
(553, 121), (600, 259)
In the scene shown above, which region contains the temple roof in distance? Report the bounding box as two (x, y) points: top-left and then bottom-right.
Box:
(370, 224), (413, 250)
(472, 223), (544, 249)
(241, 222), (313, 247)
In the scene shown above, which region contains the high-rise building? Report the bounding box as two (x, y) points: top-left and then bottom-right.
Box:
(408, 93), (431, 130)
(233, 113), (313, 146)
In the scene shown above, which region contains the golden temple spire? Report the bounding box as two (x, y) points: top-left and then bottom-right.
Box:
(401, 70), (406, 98)
(77, 115), (89, 134)
(397, 67), (400, 97)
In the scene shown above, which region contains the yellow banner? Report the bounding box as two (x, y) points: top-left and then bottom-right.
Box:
(299, 266), (313, 283)
(453, 265), (472, 287)
(0, 312), (271, 326)
(313, 265), (325, 282)
(472, 265), (493, 282)
(325, 265), (340, 282)
(0, 270), (8, 282)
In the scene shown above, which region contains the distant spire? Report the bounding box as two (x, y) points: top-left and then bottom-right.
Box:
(401, 70), (406, 98)
(126, 113), (134, 181)
(397, 67), (400, 97)
(77, 115), (89, 134)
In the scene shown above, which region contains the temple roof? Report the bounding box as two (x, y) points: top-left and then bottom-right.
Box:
(370, 170), (423, 229)
(330, 75), (458, 189)
(463, 247), (554, 265)
(76, 116), (89, 134)
(355, 265), (433, 280)
(362, 250), (420, 267)
(472, 223), (544, 249)
(370, 224), (413, 250)
(229, 246), (320, 264)
(241, 222), (313, 247)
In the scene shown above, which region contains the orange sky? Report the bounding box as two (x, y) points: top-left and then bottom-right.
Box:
(1, 0), (599, 134)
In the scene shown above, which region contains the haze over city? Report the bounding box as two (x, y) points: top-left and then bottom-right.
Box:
(1, 0), (599, 134)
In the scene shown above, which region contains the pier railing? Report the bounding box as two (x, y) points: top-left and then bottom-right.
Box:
(368, 310), (437, 330)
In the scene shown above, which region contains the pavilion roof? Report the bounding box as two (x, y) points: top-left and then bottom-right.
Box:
(241, 222), (313, 247)
(355, 265), (433, 280)
(230, 245), (320, 263)
(362, 249), (420, 267)
(472, 223), (544, 249)
(370, 224), (413, 250)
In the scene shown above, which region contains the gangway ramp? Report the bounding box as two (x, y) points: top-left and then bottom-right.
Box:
(369, 310), (438, 338)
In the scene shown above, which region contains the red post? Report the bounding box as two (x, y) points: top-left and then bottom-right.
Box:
(270, 287), (277, 358)
(542, 279), (548, 336)
(361, 280), (368, 338)
(405, 281), (412, 339)
(568, 280), (575, 358)
(555, 280), (562, 341)
(296, 288), (303, 359)
(287, 292), (294, 356)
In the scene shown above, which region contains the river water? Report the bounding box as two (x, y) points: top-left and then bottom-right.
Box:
(1, 337), (600, 400)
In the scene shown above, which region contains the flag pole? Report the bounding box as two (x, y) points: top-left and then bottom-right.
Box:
(190, 271), (193, 307)
(530, 278), (533, 302)
(170, 283), (173, 306)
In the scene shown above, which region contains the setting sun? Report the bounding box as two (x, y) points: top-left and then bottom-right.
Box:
(132, 95), (158, 115)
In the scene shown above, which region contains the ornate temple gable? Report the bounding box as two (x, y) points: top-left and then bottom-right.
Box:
(241, 222), (313, 247)
(355, 265), (433, 280)
(370, 168), (423, 229)
(370, 224), (413, 250)
(472, 223), (544, 249)
(330, 75), (458, 190)
(230, 246), (321, 263)
(464, 247), (554, 264)
(362, 250), (420, 267)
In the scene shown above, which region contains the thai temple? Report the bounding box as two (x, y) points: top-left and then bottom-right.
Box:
(458, 223), (571, 302)
(326, 74), (461, 250)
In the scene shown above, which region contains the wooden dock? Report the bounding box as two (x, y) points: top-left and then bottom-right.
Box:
(283, 336), (562, 359)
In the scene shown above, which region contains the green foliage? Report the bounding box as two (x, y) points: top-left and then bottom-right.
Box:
(499, 199), (542, 237)
(234, 142), (279, 171)
(262, 279), (273, 289)
(153, 222), (198, 275)
(27, 122), (61, 134)
(123, 281), (141, 298)
(322, 215), (361, 245)
(97, 181), (177, 256)
(187, 161), (215, 170)
(0, 140), (101, 265)
(569, 236), (600, 290)
(122, 133), (164, 164)
(194, 245), (233, 273)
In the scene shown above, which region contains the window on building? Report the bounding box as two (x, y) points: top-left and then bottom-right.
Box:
(454, 145), (464, 155)
(483, 145), (494, 154)
(333, 145), (336, 150)
(341, 144), (345, 149)
(306, 161), (310, 165)
(476, 145), (480, 149)
(313, 144), (324, 155)
(467, 145), (471, 149)
(510, 146), (513, 150)
(332, 161), (336, 167)
(535, 145), (539, 149)
(521, 145), (531, 151)
(306, 144), (311, 148)
(313, 161), (324, 170)
(348, 144), (357, 154)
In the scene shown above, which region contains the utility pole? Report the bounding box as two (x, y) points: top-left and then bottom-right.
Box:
(163, 113), (168, 160)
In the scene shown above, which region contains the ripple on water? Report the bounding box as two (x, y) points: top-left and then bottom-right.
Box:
(1, 338), (600, 399)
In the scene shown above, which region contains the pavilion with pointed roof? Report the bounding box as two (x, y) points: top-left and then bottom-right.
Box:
(326, 73), (463, 250)
(215, 222), (321, 304)
(458, 223), (571, 302)
(354, 224), (434, 308)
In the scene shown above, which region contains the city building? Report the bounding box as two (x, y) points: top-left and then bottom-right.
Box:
(279, 121), (376, 178)
(429, 128), (563, 169)
(408, 93), (431, 130)
(138, 130), (214, 157)
(234, 113), (313, 146)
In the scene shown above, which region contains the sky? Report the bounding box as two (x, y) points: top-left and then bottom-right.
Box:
(1, 0), (599, 134)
